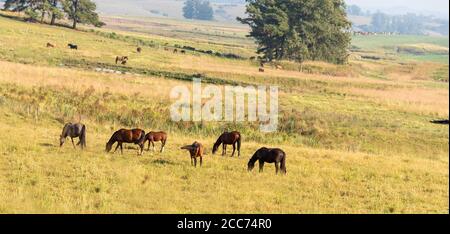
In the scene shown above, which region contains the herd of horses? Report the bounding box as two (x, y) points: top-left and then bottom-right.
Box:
(60, 123), (287, 174)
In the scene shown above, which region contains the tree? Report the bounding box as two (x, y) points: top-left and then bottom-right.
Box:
(238, 0), (351, 65)
(182, 0), (214, 21)
(63, 0), (104, 29)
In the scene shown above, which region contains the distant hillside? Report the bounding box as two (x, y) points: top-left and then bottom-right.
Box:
(94, 0), (246, 23)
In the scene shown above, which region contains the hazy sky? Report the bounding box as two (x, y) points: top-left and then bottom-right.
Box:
(346, 0), (449, 18)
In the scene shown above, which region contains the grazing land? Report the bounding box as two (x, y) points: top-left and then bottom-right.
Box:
(0, 11), (448, 213)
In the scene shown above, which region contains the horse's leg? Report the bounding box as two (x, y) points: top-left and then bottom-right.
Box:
(200, 156), (202, 167)
(194, 157), (197, 167)
(71, 137), (76, 149)
(222, 144), (226, 156)
(138, 144), (143, 156)
(160, 140), (165, 153)
(120, 143), (123, 154)
(275, 162), (279, 174)
(191, 157), (194, 166)
(147, 140), (151, 151)
(152, 141), (155, 152)
(231, 143), (236, 157)
(113, 143), (120, 154)
(259, 160), (264, 173)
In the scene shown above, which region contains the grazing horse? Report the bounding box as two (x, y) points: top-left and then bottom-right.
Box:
(68, 43), (78, 50)
(115, 56), (128, 65)
(430, 119), (449, 125)
(173, 49), (178, 53)
(46, 42), (55, 48)
(137, 47), (142, 53)
(212, 131), (241, 157)
(259, 67), (265, 72)
(144, 131), (168, 153)
(181, 141), (204, 167)
(247, 147), (286, 174)
(105, 129), (146, 155)
(60, 123), (86, 149)
(180, 50), (186, 54)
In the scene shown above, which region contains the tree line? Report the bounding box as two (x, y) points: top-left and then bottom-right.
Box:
(3, 0), (104, 29)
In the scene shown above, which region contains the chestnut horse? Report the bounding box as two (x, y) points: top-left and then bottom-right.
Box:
(247, 147), (286, 174)
(181, 141), (204, 167)
(105, 129), (146, 155)
(212, 131), (241, 157)
(144, 131), (167, 153)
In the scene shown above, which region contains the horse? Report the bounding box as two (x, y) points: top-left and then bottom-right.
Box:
(105, 129), (146, 155)
(181, 141), (204, 167)
(212, 131), (241, 157)
(137, 47), (142, 53)
(60, 123), (86, 149)
(115, 56), (128, 65)
(68, 43), (78, 50)
(259, 67), (265, 72)
(430, 119), (449, 125)
(247, 147), (286, 174)
(46, 42), (55, 48)
(144, 131), (167, 153)
(173, 49), (178, 53)
(180, 50), (186, 54)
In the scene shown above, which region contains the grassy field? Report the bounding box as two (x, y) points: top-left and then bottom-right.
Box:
(0, 12), (448, 213)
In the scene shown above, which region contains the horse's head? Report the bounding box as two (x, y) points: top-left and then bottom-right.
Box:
(247, 160), (255, 172)
(105, 142), (112, 153)
(59, 135), (65, 147)
(212, 144), (219, 154)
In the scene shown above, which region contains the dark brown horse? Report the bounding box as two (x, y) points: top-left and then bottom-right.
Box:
(105, 129), (146, 155)
(137, 47), (142, 53)
(181, 141), (204, 167)
(68, 43), (78, 50)
(144, 131), (167, 153)
(46, 42), (55, 48)
(212, 131), (241, 157)
(247, 147), (286, 174)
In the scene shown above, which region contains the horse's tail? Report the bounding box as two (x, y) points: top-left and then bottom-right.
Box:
(280, 152), (287, 174)
(80, 125), (87, 149)
(237, 133), (241, 155)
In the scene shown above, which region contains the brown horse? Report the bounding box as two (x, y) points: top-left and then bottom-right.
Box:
(137, 47), (142, 53)
(105, 129), (146, 155)
(212, 131), (241, 157)
(248, 147), (286, 174)
(181, 141), (204, 167)
(115, 56), (128, 65)
(46, 42), (55, 48)
(144, 131), (167, 153)
(259, 67), (265, 72)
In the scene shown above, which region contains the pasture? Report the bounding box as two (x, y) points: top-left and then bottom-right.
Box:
(0, 12), (448, 213)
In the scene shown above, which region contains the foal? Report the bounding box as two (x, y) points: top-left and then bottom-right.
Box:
(247, 147), (287, 174)
(181, 142), (204, 167)
(144, 131), (167, 153)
